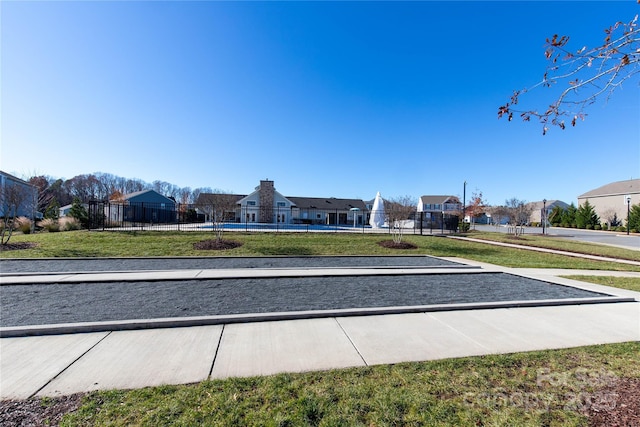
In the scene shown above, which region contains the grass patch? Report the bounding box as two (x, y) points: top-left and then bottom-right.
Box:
(561, 275), (640, 293)
(61, 342), (640, 426)
(1, 231), (638, 271)
(462, 231), (640, 262)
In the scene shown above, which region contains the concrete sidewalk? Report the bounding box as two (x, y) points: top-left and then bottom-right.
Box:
(1, 260), (639, 400)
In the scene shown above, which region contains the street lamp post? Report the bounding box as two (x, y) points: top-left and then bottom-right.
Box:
(441, 210), (445, 234)
(542, 199), (547, 235)
(626, 196), (631, 236)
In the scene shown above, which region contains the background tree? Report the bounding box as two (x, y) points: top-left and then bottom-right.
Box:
(69, 197), (89, 228)
(600, 208), (620, 230)
(190, 187), (213, 205)
(385, 195), (416, 243)
(44, 198), (60, 220)
(561, 203), (578, 228)
(1, 181), (31, 245)
(499, 11), (639, 134)
(505, 198), (534, 235)
(548, 205), (565, 226)
(576, 200), (600, 229)
(486, 205), (509, 227)
(64, 174), (103, 202)
(28, 175), (55, 214)
(48, 178), (72, 208)
(465, 190), (486, 230)
(195, 192), (239, 242)
(123, 178), (148, 194)
(628, 203), (640, 232)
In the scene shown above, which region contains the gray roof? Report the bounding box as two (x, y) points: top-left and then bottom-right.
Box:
(195, 193), (366, 211)
(195, 193), (245, 205)
(287, 197), (367, 211)
(419, 195), (461, 204)
(115, 189), (176, 204)
(0, 170), (35, 187)
(578, 179), (640, 198)
(527, 200), (569, 210)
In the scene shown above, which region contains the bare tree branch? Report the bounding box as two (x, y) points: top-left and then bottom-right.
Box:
(499, 12), (639, 134)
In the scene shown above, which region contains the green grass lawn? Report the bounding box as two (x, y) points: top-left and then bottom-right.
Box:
(2, 230), (639, 271)
(60, 342), (639, 426)
(461, 231), (640, 262)
(562, 275), (640, 292)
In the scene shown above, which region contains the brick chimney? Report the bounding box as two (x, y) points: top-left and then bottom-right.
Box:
(258, 180), (274, 223)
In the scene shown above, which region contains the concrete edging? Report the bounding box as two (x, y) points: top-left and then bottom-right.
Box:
(1, 296), (634, 338)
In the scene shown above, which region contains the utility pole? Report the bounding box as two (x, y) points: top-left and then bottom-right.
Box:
(463, 181), (466, 226)
(542, 199), (547, 235)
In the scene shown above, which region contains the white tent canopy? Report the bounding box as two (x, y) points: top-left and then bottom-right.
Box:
(369, 191), (385, 228)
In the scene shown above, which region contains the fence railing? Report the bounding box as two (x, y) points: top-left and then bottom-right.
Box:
(86, 201), (461, 234)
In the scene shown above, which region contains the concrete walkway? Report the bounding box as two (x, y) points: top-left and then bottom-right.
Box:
(1, 258), (639, 400)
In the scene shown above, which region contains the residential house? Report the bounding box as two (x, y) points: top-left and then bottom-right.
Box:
(108, 189), (177, 223)
(0, 171), (38, 219)
(236, 180), (295, 224)
(59, 203), (89, 218)
(287, 196), (367, 225)
(417, 195), (462, 229)
(527, 200), (570, 225)
(578, 179), (640, 225)
(199, 180), (369, 226)
(195, 193), (246, 222)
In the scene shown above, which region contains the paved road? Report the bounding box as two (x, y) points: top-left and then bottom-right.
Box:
(473, 224), (640, 251)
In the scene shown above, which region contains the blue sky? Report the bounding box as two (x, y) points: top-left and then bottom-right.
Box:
(2, 1), (638, 206)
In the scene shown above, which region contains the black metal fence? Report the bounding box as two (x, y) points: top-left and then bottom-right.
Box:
(86, 201), (461, 234)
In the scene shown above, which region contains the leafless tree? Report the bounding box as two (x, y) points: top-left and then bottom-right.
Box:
(190, 187), (213, 205)
(177, 187), (192, 206)
(124, 178), (148, 194)
(486, 205), (510, 228)
(195, 192), (239, 242)
(600, 207), (618, 229)
(1, 183), (31, 245)
(504, 198), (534, 235)
(385, 195), (416, 243)
(152, 180), (173, 198)
(499, 12), (639, 134)
(64, 174), (103, 201)
(28, 175), (55, 214)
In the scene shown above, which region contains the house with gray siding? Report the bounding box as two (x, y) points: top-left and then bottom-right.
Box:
(0, 171), (38, 219)
(417, 195), (462, 229)
(528, 200), (570, 225)
(109, 189), (177, 223)
(578, 179), (640, 225)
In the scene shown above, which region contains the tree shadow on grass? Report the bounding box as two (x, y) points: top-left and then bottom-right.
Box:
(253, 246), (315, 256)
(427, 240), (505, 258)
(49, 249), (104, 257)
